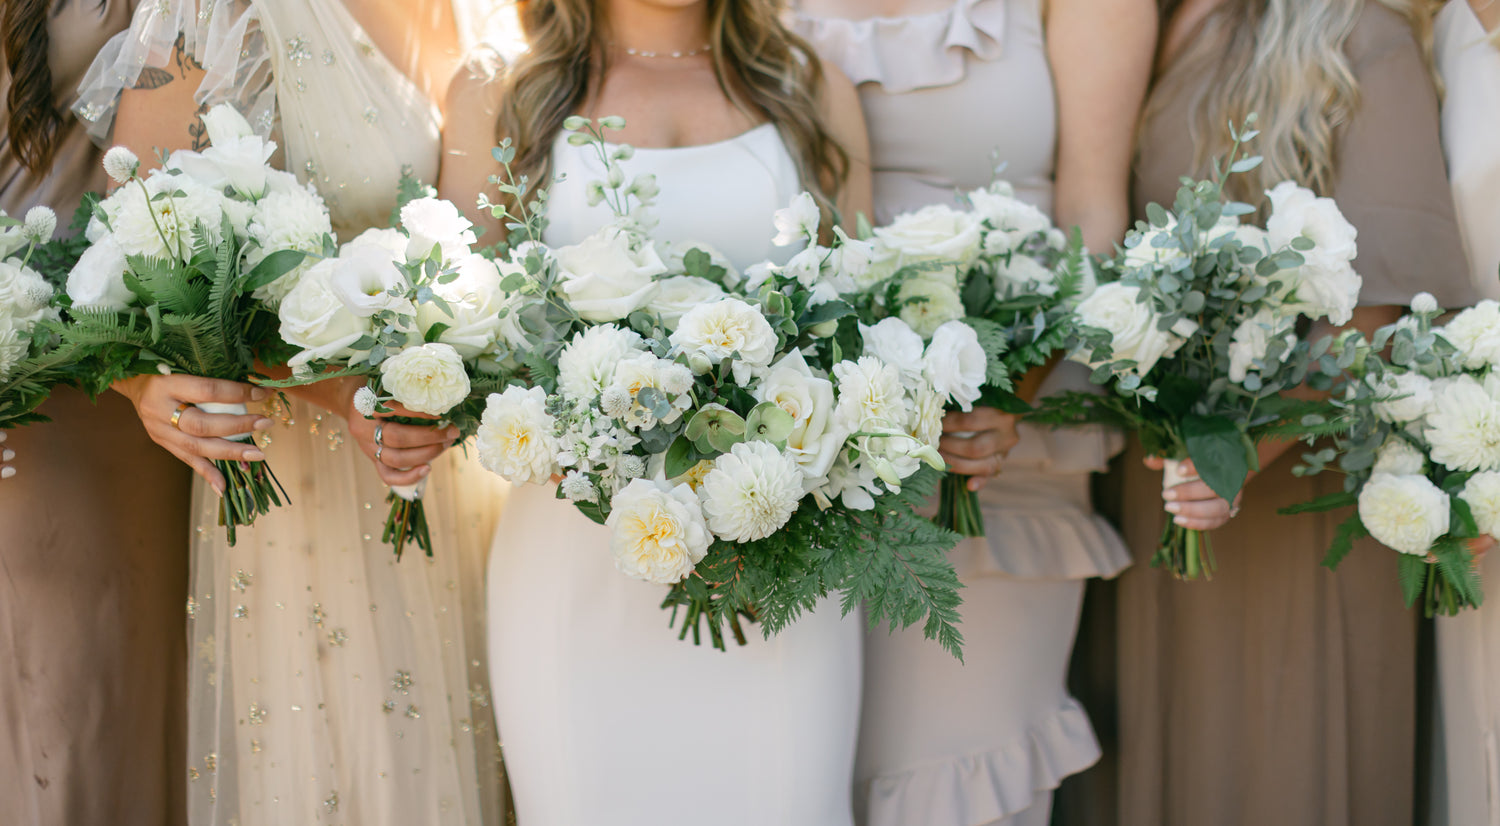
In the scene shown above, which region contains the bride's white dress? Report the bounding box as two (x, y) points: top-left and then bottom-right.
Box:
(487, 125), (862, 826)
(78, 2), (507, 824)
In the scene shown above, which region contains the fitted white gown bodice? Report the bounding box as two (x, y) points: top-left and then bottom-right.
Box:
(487, 125), (862, 826)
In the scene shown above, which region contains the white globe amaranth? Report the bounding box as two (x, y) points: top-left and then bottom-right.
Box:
(1357, 472), (1450, 556)
(22, 207), (55, 244)
(102, 146), (139, 184)
(698, 440), (805, 543)
(378, 342), (471, 416)
(923, 320), (986, 412)
(476, 385), (559, 485)
(556, 324), (645, 402)
(606, 479), (711, 584)
(1410, 292), (1441, 315)
(1425, 375), (1500, 472)
(352, 385), (379, 418)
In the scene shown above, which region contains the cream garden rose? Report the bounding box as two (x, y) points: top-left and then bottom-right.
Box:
(1358, 473), (1450, 556)
(606, 479), (711, 584)
(670, 297), (777, 383)
(477, 385), (559, 485)
(378, 342), (471, 416)
(754, 351), (848, 482)
(874, 203), (984, 273)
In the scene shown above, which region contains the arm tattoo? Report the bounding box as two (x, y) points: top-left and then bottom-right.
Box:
(188, 102), (211, 151)
(130, 33), (206, 90)
(133, 66), (176, 90)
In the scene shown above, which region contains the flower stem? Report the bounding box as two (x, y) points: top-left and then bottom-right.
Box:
(936, 472), (985, 537)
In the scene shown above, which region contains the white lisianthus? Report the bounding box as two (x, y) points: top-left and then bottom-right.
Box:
(1439, 301), (1500, 370)
(1424, 375), (1500, 472)
(102, 146), (139, 184)
(1072, 282), (1194, 376)
(782, 246), (827, 288)
(1227, 308), (1297, 384)
(416, 254), (508, 358)
(65, 236), (133, 311)
(1265, 181), (1361, 325)
(476, 385), (559, 485)
(606, 479), (711, 584)
(554, 226), (665, 322)
(1372, 371), (1436, 424)
(556, 324), (645, 402)
(874, 204), (984, 273)
(858, 317), (926, 384)
(833, 356), (907, 432)
(100, 171), (225, 261)
(328, 243), (410, 317)
(771, 191), (821, 247)
(278, 258), (372, 368)
(1358, 473), (1450, 555)
(698, 440), (805, 542)
(968, 188), (1051, 252)
(1372, 438), (1427, 476)
(992, 253), (1057, 297)
(400, 197), (477, 261)
(352, 385), (379, 418)
(669, 297), (777, 383)
(896, 275), (965, 338)
(754, 351), (848, 482)
(378, 342), (471, 416)
(246, 185), (333, 305)
(923, 320), (987, 411)
(646, 276), (726, 329)
(1460, 471), (1500, 537)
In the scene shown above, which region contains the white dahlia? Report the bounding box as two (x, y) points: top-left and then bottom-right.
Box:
(1425, 376), (1500, 472)
(698, 440), (805, 542)
(556, 324), (645, 402)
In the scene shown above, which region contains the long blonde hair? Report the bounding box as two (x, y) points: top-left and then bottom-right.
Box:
(490, 0), (848, 215)
(1153, 0), (1441, 202)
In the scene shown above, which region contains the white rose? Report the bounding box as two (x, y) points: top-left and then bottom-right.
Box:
(1073, 282), (1193, 376)
(874, 204), (984, 273)
(246, 184), (334, 306)
(833, 356), (907, 432)
(993, 253), (1057, 297)
(401, 197), (477, 261)
(896, 275), (965, 338)
(1122, 219), (1185, 269)
(606, 479), (711, 584)
(1425, 375), (1500, 472)
(328, 243), (411, 317)
(754, 350), (848, 482)
(858, 317), (926, 384)
(279, 258), (372, 368)
(1372, 438), (1427, 476)
(923, 320), (987, 412)
(1372, 371), (1436, 424)
(416, 254), (508, 358)
(378, 342), (471, 416)
(1265, 181), (1361, 325)
(1227, 308), (1297, 384)
(1358, 473), (1450, 556)
(476, 385), (559, 485)
(646, 276), (726, 330)
(557, 324), (646, 402)
(698, 440), (805, 542)
(771, 191), (821, 247)
(669, 297), (777, 384)
(66, 236), (133, 311)
(1461, 471), (1500, 537)
(0, 261), (54, 322)
(554, 226), (665, 322)
(1440, 301), (1500, 370)
(969, 188), (1051, 252)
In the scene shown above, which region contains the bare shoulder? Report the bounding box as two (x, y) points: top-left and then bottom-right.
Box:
(444, 46), (508, 121)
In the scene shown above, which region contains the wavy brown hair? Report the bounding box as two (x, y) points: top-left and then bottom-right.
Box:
(2, 0), (65, 172)
(1152, 0), (1440, 204)
(490, 0), (849, 217)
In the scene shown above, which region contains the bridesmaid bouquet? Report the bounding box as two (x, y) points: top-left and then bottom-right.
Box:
(0, 206), (69, 429)
(1032, 126), (1363, 579)
(827, 180), (1091, 536)
(59, 104), (329, 543)
(1286, 296), (1499, 615)
(474, 118), (967, 656)
(269, 192), (513, 558)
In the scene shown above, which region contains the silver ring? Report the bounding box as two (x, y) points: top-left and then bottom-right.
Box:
(374, 424), (385, 446)
(375, 445), (384, 463)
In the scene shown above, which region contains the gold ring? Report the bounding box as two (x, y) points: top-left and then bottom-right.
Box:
(170, 402), (192, 430)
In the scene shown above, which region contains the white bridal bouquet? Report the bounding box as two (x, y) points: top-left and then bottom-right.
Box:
(1287, 295), (1500, 615)
(1032, 121), (1363, 579)
(473, 119), (966, 655)
(0, 206), (67, 429)
(58, 104), (330, 543)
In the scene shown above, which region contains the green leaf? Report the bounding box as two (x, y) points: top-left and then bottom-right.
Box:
(1280, 490), (1358, 515)
(423, 322), (450, 344)
(664, 436), (701, 480)
(1181, 414), (1250, 503)
(1398, 553), (1429, 608)
(1320, 515), (1368, 569)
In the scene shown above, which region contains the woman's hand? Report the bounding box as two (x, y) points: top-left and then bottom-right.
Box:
(1145, 455), (1243, 531)
(939, 406), (1021, 491)
(348, 400), (459, 488)
(1467, 535), (1495, 567)
(114, 374), (273, 494)
(0, 432), (13, 480)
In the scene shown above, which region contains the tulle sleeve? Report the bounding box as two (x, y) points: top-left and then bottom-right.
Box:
(72, 0), (276, 144)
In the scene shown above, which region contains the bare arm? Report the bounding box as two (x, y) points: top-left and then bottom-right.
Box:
(817, 62), (873, 233)
(112, 34), (214, 169)
(438, 52), (509, 237)
(1046, 0), (1157, 252)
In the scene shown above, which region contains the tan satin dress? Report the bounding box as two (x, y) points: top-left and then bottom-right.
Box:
(0, 2), (192, 825)
(1104, 8), (1476, 826)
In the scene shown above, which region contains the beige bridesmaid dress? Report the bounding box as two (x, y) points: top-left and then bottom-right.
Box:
(795, 3), (1132, 824)
(1432, 3), (1500, 823)
(0, 3), (194, 825)
(1113, 7), (1476, 826)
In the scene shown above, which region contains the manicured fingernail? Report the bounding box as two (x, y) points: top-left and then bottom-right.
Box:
(1165, 502), (1182, 514)
(0, 432), (8, 443)
(446, 427), (460, 439)
(1163, 489), (1178, 501)
(1174, 516), (1189, 526)
(243, 448), (266, 462)
(1, 449), (13, 461)
(250, 387), (269, 401)
(969, 478), (983, 492)
(1, 466), (15, 479)
(419, 465), (432, 478)
(252, 417), (273, 431)
(211, 479), (226, 496)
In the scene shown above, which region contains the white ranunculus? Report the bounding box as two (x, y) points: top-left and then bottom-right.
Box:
(1372, 371), (1436, 424)
(1372, 438), (1427, 476)
(476, 385), (559, 485)
(993, 253), (1057, 297)
(896, 275), (965, 338)
(1440, 301), (1500, 370)
(647, 276), (726, 330)
(416, 254), (507, 358)
(1227, 308), (1297, 384)
(754, 350), (848, 482)
(556, 324), (646, 402)
(246, 185), (333, 306)
(401, 197), (477, 262)
(1265, 181), (1361, 325)
(1358, 473), (1450, 555)
(858, 317), (926, 384)
(1461, 471), (1500, 537)
(606, 479), (711, 584)
(772, 191), (821, 247)
(279, 258), (372, 368)
(874, 204), (984, 273)
(65, 236), (133, 311)
(100, 170), (226, 261)
(1073, 282), (1193, 376)
(328, 243), (410, 318)
(833, 356), (908, 432)
(554, 226), (665, 322)
(379, 342), (470, 416)
(923, 320), (987, 411)
(1425, 375), (1500, 472)
(698, 440), (805, 542)
(669, 297), (777, 383)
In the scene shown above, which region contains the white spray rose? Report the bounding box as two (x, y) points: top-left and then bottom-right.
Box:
(1073, 282), (1194, 376)
(698, 440), (805, 542)
(669, 297), (777, 384)
(858, 317), (926, 385)
(1425, 375), (1500, 472)
(606, 479), (711, 584)
(647, 276), (726, 329)
(476, 385), (559, 485)
(923, 320), (987, 412)
(378, 342), (471, 416)
(1372, 438), (1427, 476)
(771, 191), (821, 247)
(1227, 308), (1297, 384)
(556, 324), (645, 402)
(1358, 473), (1450, 556)
(554, 226), (665, 322)
(65, 236), (133, 311)
(896, 275), (965, 338)
(1265, 181), (1361, 325)
(1461, 471), (1500, 538)
(400, 197), (477, 261)
(754, 350), (848, 482)
(1440, 301), (1500, 370)
(279, 258), (373, 368)
(416, 254), (508, 358)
